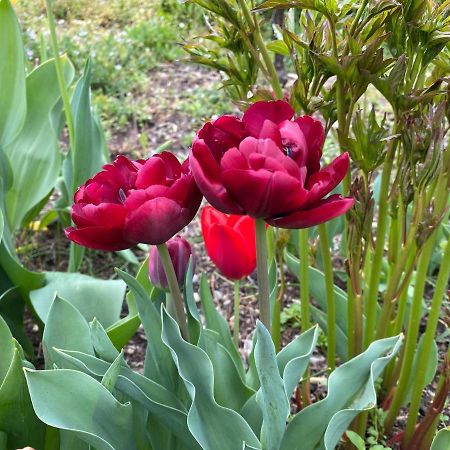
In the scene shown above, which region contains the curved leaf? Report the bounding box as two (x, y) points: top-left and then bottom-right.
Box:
(0, 0), (26, 147)
(255, 322), (290, 450)
(161, 308), (261, 450)
(431, 427), (450, 450)
(277, 325), (319, 396)
(43, 296), (94, 368)
(25, 369), (137, 450)
(30, 271), (125, 328)
(4, 57), (75, 230)
(280, 335), (402, 450)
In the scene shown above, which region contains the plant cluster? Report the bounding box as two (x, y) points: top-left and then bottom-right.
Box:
(0, 1), (449, 450)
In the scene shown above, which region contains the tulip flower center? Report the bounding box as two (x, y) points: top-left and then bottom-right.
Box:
(283, 144), (294, 159)
(118, 188), (127, 203)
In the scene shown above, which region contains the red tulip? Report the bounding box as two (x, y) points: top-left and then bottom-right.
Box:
(190, 100), (354, 228)
(148, 236), (193, 290)
(201, 206), (256, 280)
(65, 152), (202, 250)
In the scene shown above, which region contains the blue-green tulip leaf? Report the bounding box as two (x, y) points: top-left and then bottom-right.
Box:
(161, 308), (261, 450)
(30, 271), (125, 328)
(43, 296), (94, 368)
(199, 274), (244, 377)
(277, 325), (319, 397)
(0, 0), (26, 147)
(25, 369), (137, 450)
(280, 335), (402, 450)
(255, 321), (290, 450)
(4, 58), (74, 231)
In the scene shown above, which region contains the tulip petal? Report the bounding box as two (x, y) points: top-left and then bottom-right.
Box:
(266, 195), (354, 229)
(65, 226), (133, 251)
(198, 115), (247, 161)
(190, 140), (243, 214)
(221, 168), (307, 218)
(71, 203), (127, 228)
(242, 101), (294, 137)
(295, 116), (324, 173)
(135, 157), (167, 189)
(205, 223), (256, 280)
(304, 152), (350, 206)
(125, 197), (196, 245)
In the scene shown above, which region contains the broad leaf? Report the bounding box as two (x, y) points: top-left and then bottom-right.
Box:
(431, 427), (450, 450)
(277, 325), (319, 396)
(0, 316), (44, 449)
(161, 309), (261, 450)
(25, 369), (137, 450)
(280, 335), (402, 450)
(4, 58), (75, 230)
(30, 271), (125, 328)
(43, 296), (94, 368)
(255, 322), (290, 450)
(0, 0), (26, 147)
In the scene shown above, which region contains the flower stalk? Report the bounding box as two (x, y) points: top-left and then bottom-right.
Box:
(318, 224), (336, 370)
(157, 243), (189, 340)
(233, 280), (240, 347)
(255, 218), (271, 331)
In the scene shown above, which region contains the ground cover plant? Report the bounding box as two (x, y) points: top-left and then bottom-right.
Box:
(0, 0), (449, 450)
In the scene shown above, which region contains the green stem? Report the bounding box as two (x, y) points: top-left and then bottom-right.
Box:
(404, 247), (450, 441)
(44, 0), (76, 154)
(157, 244), (189, 340)
(233, 279), (240, 347)
(299, 229), (310, 330)
(272, 248), (285, 352)
(383, 233), (437, 432)
(318, 224), (336, 370)
(237, 0), (283, 98)
(255, 219), (271, 331)
(364, 137), (397, 346)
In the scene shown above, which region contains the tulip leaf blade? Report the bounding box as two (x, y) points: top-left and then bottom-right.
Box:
(184, 258), (201, 343)
(43, 296), (95, 368)
(280, 335), (402, 450)
(276, 324), (319, 397)
(4, 57), (75, 231)
(255, 321), (290, 450)
(430, 427), (450, 450)
(53, 348), (201, 450)
(115, 268), (178, 391)
(25, 368), (138, 450)
(199, 273), (244, 377)
(199, 328), (255, 411)
(161, 308), (262, 450)
(30, 271), (125, 329)
(90, 317), (121, 362)
(0, 315), (45, 449)
(0, 0), (26, 148)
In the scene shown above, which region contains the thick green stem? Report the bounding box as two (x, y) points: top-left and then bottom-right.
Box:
(299, 229), (310, 330)
(364, 138), (397, 346)
(403, 238), (450, 444)
(318, 224), (336, 370)
(157, 244), (189, 340)
(233, 280), (240, 347)
(384, 233), (437, 432)
(255, 219), (271, 331)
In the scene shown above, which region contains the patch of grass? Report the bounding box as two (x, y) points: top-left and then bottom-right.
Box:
(15, 0), (203, 136)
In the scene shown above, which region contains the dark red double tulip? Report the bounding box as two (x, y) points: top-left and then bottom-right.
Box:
(65, 152), (202, 250)
(190, 100), (354, 228)
(201, 206), (257, 280)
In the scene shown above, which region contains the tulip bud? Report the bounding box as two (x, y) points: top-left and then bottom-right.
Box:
(148, 236), (193, 291)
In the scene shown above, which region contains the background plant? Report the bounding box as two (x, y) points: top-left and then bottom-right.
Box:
(184, 0), (450, 447)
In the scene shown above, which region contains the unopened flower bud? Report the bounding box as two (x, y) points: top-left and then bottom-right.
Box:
(148, 236), (193, 290)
